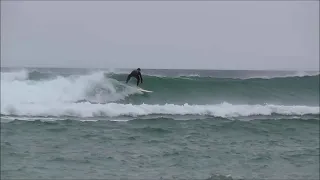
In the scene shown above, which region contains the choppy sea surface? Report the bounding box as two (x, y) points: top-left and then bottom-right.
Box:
(1, 67), (319, 179)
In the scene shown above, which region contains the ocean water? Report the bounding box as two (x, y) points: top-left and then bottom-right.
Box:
(1, 67), (319, 180)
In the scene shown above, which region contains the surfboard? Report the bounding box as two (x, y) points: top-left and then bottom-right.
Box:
(137, 87), (153, 93)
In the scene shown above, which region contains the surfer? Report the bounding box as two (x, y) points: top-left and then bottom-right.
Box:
(126, 68), (143, 86)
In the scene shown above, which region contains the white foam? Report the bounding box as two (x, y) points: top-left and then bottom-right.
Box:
(1, 69), (29, 81)
(1, 102), (318, 118)
(1, 71), (140, 106)
(178, 73), (200, 77)
(291, 71), (319, 77)
(246, 71), (320, 79)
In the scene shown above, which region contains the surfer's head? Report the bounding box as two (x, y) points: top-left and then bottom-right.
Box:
(137, 68), (141, 71)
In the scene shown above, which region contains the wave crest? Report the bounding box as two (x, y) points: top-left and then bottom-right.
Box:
(1, 102), (318, 118)
(1, 71), (141, 106)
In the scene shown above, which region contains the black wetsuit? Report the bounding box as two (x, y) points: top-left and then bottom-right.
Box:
(126, 70), (143, 86)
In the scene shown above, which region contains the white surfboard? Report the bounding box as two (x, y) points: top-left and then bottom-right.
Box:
(137, 87), (153, 93)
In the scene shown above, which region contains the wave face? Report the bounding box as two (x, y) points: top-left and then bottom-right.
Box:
(1, 68), (319, 120)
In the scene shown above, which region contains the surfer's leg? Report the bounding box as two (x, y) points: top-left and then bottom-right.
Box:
(126, 75), (132, 83)
(135, 76), (140, 86)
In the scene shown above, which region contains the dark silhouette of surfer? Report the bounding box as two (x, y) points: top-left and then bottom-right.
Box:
(126, 68), (143, 86)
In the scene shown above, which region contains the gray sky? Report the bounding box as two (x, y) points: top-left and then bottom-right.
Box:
(1, 1), (319, 70)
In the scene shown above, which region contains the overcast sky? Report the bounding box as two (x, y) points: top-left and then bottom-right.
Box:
(1, 1), (319, 70)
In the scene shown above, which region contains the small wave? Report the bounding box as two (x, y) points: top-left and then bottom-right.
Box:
(244, 71), (320, 79)
(177, 73), (200, 77)
(1, 102), (318, 118)
(205, 174), (236, 180)
(1, 69), (59, 81)
(27, 70), (57, 81)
